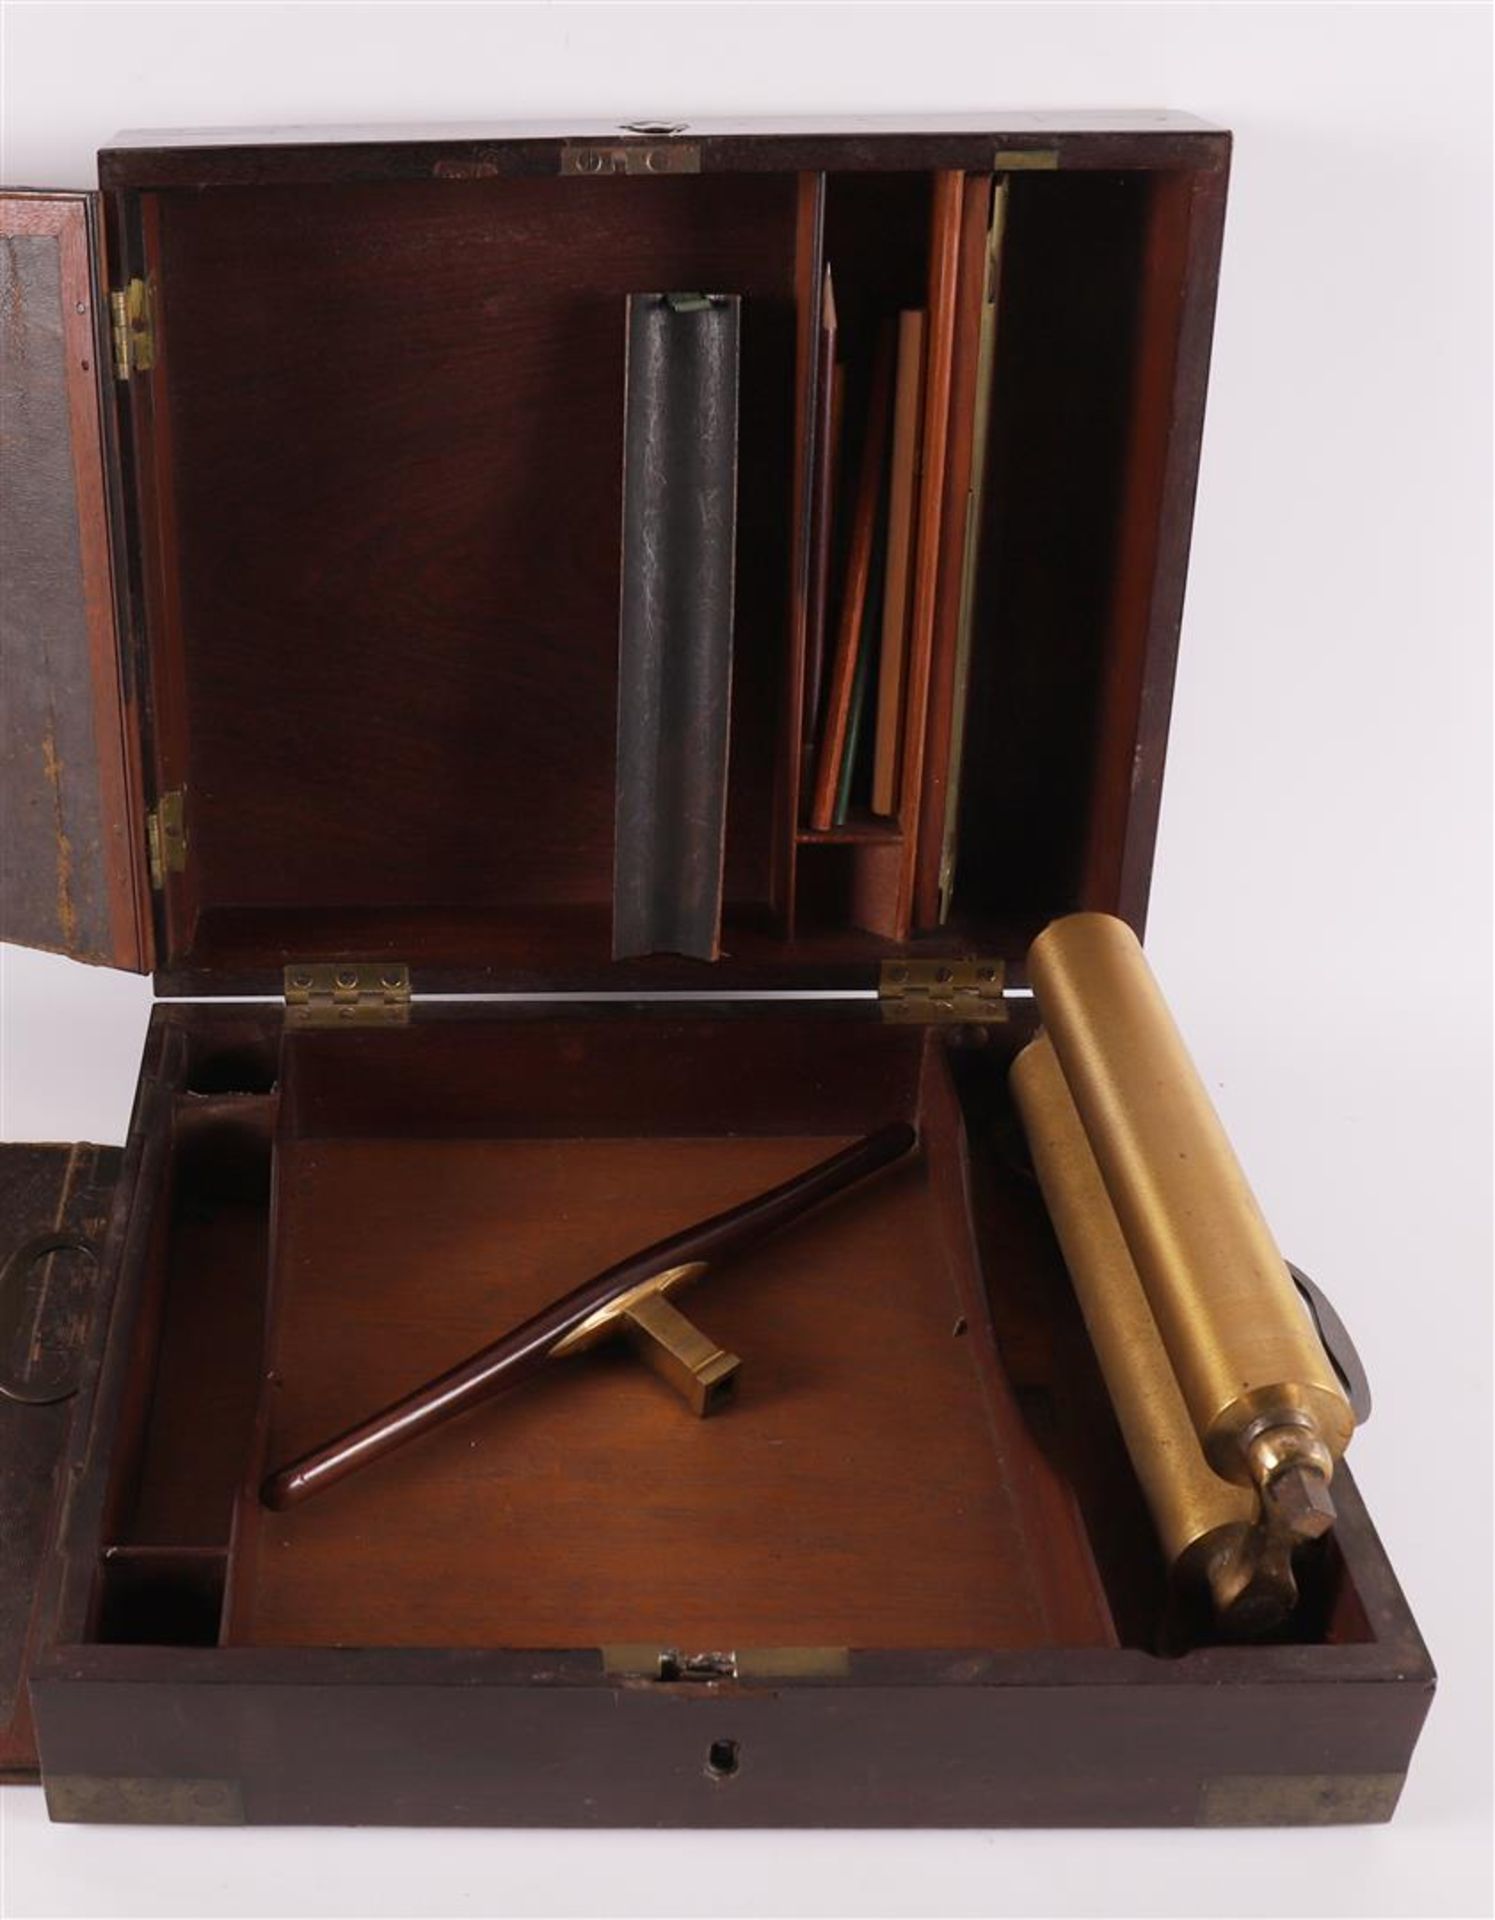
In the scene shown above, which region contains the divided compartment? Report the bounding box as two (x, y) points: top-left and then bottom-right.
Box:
(945, 167), (1199, 932)
(135, 171), (810, 974)
(92, 1547), (227, 1648)
(790, 172), (940, 939)
(89, 1084), (275, 1646)
(790, 166), (1209, 950)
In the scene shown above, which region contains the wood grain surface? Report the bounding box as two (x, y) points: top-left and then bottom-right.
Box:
(0, 1142), (121, 1779)
(0, 194), (145, 968)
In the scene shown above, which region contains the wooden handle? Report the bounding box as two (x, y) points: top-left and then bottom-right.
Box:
(262, 1121), (917, 1510)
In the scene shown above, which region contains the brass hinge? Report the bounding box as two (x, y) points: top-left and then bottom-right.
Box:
(145, 789), (186, 889)
(284, 963), (411, 1028)
(878, 958), (1007, 1024)
(559, 140), (700, 177)
(109, 278), (155, 381)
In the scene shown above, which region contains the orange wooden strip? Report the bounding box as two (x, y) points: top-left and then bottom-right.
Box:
(893, 171), (965, 930)
(871, 309), (926, 816)
(809, 323), (895, 833)
(913, 173), (994, 926)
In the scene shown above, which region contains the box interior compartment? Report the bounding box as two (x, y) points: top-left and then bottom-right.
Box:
(123, 165), (1204, 980)
(83, 1008), (1373, 1659)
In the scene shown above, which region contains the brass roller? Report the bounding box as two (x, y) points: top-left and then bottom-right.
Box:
(1026, 913), (1353, 1546)
(1011, 1034), (1296, 1631)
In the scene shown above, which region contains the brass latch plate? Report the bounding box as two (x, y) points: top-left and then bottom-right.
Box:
(559, 141), (700, 177)
(109, 278), (154, 380)
(284, 963), (411, 1027)
(992, 148), (1060, 171)
(878, 958), (1007, 1024)
(600, 1645), (851, 1681)
(146, 789), (186, 889)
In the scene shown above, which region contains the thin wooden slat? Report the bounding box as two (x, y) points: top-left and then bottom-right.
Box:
(892, 172), (965, 933)
(801, 262), (839, 764)
(774, 171), (826, 928)
(808, 325), (895, 832)
(913, 173), (996, 927)
(871, 308), (926, 816)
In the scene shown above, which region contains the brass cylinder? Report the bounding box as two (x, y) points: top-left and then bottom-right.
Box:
(1011, 1035), (1263, 1612)
(1026, 913), (1353, 1498)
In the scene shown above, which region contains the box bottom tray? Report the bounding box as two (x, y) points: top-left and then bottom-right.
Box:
(24, 1004), (1431, 1825)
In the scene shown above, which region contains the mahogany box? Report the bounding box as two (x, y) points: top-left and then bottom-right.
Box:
(0, 114), (1432, 1827)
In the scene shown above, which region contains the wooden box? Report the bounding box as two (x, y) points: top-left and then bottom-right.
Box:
(0, 114), (1432, 1827)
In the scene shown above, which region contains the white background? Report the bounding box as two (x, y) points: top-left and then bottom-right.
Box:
(1, 3), (1490, 1916)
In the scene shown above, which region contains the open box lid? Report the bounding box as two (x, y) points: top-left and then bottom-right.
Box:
(1, 117), (1230, 1000)
(1, 192), (150, 970)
